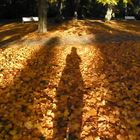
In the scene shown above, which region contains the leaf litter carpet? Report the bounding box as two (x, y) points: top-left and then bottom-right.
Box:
(0, 20), (140, 140)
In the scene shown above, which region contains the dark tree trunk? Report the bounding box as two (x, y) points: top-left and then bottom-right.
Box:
(65, 0), (75, 17)
(77, 0), (86, 19)
(38, 0), (47, 33)
(57, 0), (63, 16)
(125, 4), (128, 16)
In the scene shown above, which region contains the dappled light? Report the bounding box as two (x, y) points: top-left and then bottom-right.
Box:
(0, 19), (140, 140)
(0, 36), (61, 139)
(47, 20), (140, 36)
(0, 23), (37, 46)
(86, 42), (140, 139)
(1, 20), (140, 48)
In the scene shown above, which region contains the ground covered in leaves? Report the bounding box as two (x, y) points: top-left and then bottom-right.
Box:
(0, 20), (140, 140)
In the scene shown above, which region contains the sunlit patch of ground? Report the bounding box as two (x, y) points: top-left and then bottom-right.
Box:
(0, 22), (37, 46)
(52, 20), (140, 36)
(0, 20), (140, 140)
(0, 20), (140, 45)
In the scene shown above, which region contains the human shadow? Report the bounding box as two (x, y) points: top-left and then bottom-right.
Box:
(53, 47), (84, 140)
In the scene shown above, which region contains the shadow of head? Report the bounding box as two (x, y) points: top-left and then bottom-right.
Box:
(66, 47), (81, 65)
(71, 47), (77, 54)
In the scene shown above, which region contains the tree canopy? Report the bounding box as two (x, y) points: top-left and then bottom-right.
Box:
(0, 0), (139, 20)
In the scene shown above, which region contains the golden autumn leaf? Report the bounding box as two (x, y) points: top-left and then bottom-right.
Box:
(0, 20), (140, 140)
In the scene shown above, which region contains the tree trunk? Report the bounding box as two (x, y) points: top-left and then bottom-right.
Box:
(125, 4), (128, 16)
(57, 0), (63, 16)
(105, 5), (113, 21)
(38, 0), (47, 33)
(66, 0), (75, 17)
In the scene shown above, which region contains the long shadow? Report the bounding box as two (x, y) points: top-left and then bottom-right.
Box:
(53, 47), (84, 140)
(0, 18), (72, 48)
(0, 37), (59, 139)
(68, 20), (140, 139)
(115, 20), (140, 32)
(88, 41), (140, 139)
(88, 20), (140, 34)
(47, 18), (74, 32)
(0, 22), (37, 47)
(87, 21), (140, 43)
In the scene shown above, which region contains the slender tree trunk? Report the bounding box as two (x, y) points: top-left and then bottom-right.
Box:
(125, 4), (128, 16)
(57, 0), (63, 16)
(77, 0), (86, 19)
(105, 5), (113, 21)
(65, 0), (77, 18)
(74, 0), (79, 18)
(38, 0), (47, 33)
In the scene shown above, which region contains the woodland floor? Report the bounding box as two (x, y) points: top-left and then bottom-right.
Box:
(0, 20), (140, 140)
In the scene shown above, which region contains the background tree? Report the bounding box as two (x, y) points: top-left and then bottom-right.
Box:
(0, 0), (139, 21)
(38, 0), (48, 33)
(96, 0), (119, 21)
(133, 0), (140, 19)
(122, 0), (132, 16)
(96, 0), (133, 21)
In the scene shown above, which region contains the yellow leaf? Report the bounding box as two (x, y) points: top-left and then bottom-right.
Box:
(64, 109), (69, 117)
(24, 121), (33, 129)
(10, 130), (17, 135)
(95, 136), (101, 140)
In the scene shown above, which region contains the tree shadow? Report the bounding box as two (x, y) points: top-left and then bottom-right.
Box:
(47, 19), (140, 43)
(87, 20), (140, 34)
(0, 36), (60, 139)
(53, 47), (84, 140)
(0, 22), (37, 47)
(114, 20), (140, 32)
(87, 42), (140, 139)
(47, 18), (74, 32)
(0, 19), (72, 48)
(86, 20), (140, 43)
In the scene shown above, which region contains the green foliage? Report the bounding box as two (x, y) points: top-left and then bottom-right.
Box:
(122, 0), (132, 4)
(96, 0), (119, 6)
(0, 0), (137, 19)
(96, 0), (132, 6)
(134, 6), (140, 19)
